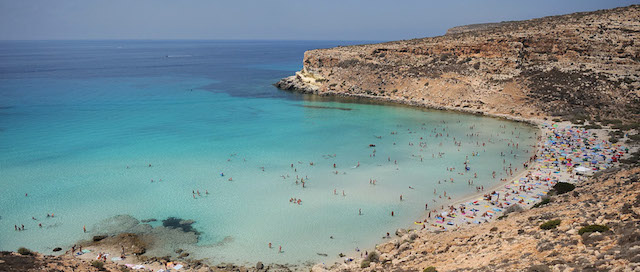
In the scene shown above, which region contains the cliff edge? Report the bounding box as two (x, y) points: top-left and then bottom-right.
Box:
(276, 5), (640, 121)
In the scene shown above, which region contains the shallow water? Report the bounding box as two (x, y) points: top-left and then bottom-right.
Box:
(0, 40), (537, 266)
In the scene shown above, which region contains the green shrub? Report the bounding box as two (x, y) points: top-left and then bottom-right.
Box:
(532, 197), (551, 208)
(552, 182), (575, 195)
(17, 247), (32, 255)
(583, 124), (602, 129)
(628, 134), (640, 143)
(602, 119), (623, 125)
(424, 267), (438, 272)
(612, 122), (640, 131)
(620, 150), (640, 165)
(540, 219), (561, 230)
(360, 260), (370, 268)
(578, 224), (610, 235)
(91, 261), (104, 269)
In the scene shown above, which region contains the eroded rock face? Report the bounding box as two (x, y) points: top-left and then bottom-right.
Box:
(276, 5), (640, 121)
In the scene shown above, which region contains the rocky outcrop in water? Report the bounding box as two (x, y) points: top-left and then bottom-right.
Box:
(276, 5), (640, 121)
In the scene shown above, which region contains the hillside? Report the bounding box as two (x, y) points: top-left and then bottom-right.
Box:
(276, 5), (640, 122)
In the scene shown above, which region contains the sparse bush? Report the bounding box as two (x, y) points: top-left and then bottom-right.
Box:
(620, 150), (640, 165)
(628, 134), (640, 143)
(532, 197), (551, 208)
(505, 204), (524, 214)
(424, 266), (438, 272)
(602, 119), (623, 126)
(540, 219), (561, 230)
(578, 224), (610, 235)
(91, 261), (104, 269)
(360, 260), (370, 268)
(583, 124), (602, 129)
(17, 247), (32, 255)
(552, 182), (575, 195)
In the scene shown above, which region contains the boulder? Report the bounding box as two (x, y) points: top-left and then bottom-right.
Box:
(52, 247), (62, 252)
(92, 235), (108, 242)
(256, 261), (264, 270)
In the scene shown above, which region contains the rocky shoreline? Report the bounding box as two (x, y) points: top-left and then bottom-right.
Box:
(275, 75), (540, 126)
(276, 5), (640, 122)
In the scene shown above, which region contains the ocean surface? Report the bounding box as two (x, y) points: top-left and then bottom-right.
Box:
(0, 40), (537, 267)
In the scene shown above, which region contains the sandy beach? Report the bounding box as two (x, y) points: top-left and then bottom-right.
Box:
(43, 117), (629, 272)
(317, 119), (630, 270)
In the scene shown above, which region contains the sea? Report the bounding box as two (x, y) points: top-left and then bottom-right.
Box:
(0, 40), (537, 267)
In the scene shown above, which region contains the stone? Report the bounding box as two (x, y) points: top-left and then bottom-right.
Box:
(92, 235), (108, 242)
(256, 261), (264, 270)
(52, 247), (62, 252)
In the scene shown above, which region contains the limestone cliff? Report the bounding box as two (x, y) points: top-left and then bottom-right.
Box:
(276, 5), (640, 121)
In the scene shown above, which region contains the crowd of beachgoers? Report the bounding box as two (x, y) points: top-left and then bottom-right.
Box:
(411, 122), (627, 234)
(7, 117), (630, 272)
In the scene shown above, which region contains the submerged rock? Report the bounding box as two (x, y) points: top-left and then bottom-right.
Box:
(162, 217), (197, 233)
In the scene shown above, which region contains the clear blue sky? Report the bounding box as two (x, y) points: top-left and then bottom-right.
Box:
(0, 0), (638, 41)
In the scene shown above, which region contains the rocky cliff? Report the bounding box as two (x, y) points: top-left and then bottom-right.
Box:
(276, 5), (640, 121)
(445, 22), (510, 35)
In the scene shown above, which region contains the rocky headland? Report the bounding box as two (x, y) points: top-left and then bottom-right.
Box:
(276, 5), (640, 122)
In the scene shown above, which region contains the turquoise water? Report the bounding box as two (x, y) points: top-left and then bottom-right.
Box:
(0, 41), (537, 266)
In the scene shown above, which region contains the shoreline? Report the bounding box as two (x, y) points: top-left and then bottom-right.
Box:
(275, 76), (544, 127)
(3, 84), (630, 272)
(274, 83), (630, 271)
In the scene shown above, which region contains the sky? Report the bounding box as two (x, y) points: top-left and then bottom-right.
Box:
(0, 0), (638, 41)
